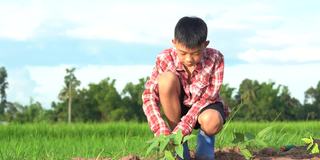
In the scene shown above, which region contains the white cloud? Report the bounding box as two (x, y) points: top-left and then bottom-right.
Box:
(0, 1), (46, 40)
(207, 3), (282, 30)
(238, 47), (320, 63)
(246, 28), (319, 48)
(0, 0), (278, 43)
(7, 63), (320, 109)
(26, 65), (70, 107)
(242, 14), (320, 63)
(7, 67), (36, 104)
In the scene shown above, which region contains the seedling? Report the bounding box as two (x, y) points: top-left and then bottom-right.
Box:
(232, 132), (254, 160)
(302, 136), (319, 154)
(145, 130), (195, 160)
(232, 126), (272, 160)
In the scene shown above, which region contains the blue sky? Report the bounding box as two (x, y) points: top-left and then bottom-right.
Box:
(1, 0), (320, 108)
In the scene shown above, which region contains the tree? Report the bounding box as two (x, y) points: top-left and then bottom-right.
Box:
(277, 86), (301, 120)
(59, 68), (80, 123)
(0, 67), (8, 116)
(121, 77), (147, 121)
(3, 102), (23, 122)
(24, 99), (46, 122)
(70, 88), (101, 122)
(2, 99), (48, 123)
(234, 79), (305, 121)
(304, 81), (320, 105)
(303, 81), (320, 120)
(220, 84), (237, 110)
(88, 78), (124, 121)
(50, 101), (67, 122)
(52, 77), (130, 122)
(236, 79), (259, 120)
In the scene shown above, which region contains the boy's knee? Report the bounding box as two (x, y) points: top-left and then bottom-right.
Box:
(198, 110), (223, 136)
(158, 72), (180, 92)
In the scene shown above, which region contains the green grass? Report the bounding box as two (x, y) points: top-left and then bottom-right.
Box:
(0, 121), (319, 159)
(215, 121), (320, 149)
(0, 122), (152, 160)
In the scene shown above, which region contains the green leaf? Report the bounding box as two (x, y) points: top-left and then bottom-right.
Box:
(175, 144), (184, 159)
(183, 134), (196, 143)
(164, 150), (175, 160)
(146, 135), (160, 144)
(174, 130), (183, 145)
(232, 132), (245, 143)
(146, 138), (159, 156)
(245, 133), (255, 141)
(240, 147), (253, 160)
(256, 126), (273, 139)
(159, 137), (170, 152)
(167, 134), (175, 139)
(159, 134), (166, 141)
(307, 143), (313, 151)
(311, 143), (319, 154)
(146, 138), (155, 144)
(302, 138), (312, 144)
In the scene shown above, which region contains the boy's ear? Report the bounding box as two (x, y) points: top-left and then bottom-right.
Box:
(204, 40), (210, 47)
(172, 39), (176, 45)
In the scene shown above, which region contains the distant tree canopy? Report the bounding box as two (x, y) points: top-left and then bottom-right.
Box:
(0, 66), (8, 117)
(1, 66), (320, 123)
(228, 79), (302, 121)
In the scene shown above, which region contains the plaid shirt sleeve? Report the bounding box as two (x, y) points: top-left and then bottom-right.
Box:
(173, 54), (225, 136)
(142, 55), (171, 136)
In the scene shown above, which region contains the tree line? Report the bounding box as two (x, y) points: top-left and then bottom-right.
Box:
(0, 66), (319, 123)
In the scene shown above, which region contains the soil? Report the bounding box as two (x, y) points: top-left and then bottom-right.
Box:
(214, 146), (320, 160)
(73, 141), (320, 160)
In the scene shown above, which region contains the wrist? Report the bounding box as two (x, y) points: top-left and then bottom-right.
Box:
(155, 126), (171, 136)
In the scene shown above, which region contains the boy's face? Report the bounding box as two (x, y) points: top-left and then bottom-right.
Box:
(172, 39), (209, 68)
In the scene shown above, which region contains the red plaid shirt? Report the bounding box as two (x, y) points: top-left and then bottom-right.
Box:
(142, 47), (228, 136)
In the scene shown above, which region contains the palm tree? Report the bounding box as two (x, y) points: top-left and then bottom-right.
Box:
(0, 67), (8, 115)
(59, 68), (80, 123)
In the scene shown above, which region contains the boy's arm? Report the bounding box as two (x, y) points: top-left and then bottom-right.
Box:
(173, 55), (224, 136)
(142, 58), (171, 136)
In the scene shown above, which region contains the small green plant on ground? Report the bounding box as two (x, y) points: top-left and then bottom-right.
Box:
(232, 126), (273, 160)
(302, 136), (319, 154)
(146, 130), (195, 160)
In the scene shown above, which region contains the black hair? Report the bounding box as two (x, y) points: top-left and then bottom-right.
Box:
(174, 16), (208, 49)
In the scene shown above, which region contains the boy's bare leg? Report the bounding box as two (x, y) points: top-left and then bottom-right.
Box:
(198, 109), (223, 136)
(158, 72), (181, 130)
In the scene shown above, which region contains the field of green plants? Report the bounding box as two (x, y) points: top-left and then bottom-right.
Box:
(0, 121), (319, 160)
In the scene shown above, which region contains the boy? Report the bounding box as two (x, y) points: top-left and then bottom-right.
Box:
(142, 16), (229, 160)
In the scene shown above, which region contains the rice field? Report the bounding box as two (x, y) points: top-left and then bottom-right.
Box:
(0, 121), (319, 160)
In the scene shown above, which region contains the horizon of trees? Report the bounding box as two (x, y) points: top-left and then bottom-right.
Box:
(0, 66), (319, 123)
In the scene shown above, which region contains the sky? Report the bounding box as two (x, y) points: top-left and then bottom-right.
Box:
(1, 0), (320, 108)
